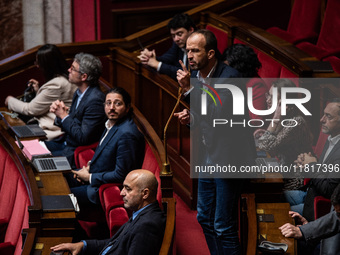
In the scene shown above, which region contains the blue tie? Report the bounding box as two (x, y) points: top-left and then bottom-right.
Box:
(101, 245), (112, 255)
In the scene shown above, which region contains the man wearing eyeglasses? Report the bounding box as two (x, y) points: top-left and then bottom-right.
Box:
(65, 87), (144, 208)
(46, 53), (106, 168)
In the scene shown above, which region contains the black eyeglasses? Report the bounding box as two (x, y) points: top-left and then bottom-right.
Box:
(70, 65), (82, 73)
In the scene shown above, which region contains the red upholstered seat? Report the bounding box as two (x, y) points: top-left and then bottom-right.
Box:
(99, 184), (128, 237)
(257, 52), (282, 88)
(96, 141), (164, 237)
(313, 129), (328, 159)
(206, 25), (229, 55)
(0, 145), (30, 255)
(73, 141), (107, 239)
(0, 242), (15, 255)
(279, 67), (299, 86)
(142, 142), (162, 204)
(74, 142), (98, 169)
(296, 0), (340, 60)
(323, 56), (340, 75)
(0, 219), (8, 242)
(246, 77), (268, 120)
(314, 196), (331, 219)
(267, 0), (322, 44)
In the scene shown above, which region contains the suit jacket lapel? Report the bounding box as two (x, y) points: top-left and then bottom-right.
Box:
(100, 218), (132, 254)
(69, 92), (78, 114)
(104, 217), (134, 254)
(102, 203), (159, 254)
(319, 140), (329, 163)
(91, 126), (118, 163)
(323, 139), (340, 163)
(72, 87), (93, 115)
(212, 61), (223, 78)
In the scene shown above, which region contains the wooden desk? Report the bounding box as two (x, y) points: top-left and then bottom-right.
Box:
(37, 172), (76, 237)
(0, 106), (47, 140)
(256, 203), (296, 255)
(0, 106), (25, 127)
(0, 114), (76, 236)
(22, 228), (72, 255)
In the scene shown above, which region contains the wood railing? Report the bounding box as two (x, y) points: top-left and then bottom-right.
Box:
(2, 0), (339, 208)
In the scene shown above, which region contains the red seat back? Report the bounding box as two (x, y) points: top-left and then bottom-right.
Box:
(316, 0), (340, 54)
(142, 142), (162, 205)
(314, 196), (331, 219)
(313, 129), (328, 159)
(74, 142), (99, 169)
(267, 0), (321, 44)
(206, 25), (229, 55)
(0, 144), (30, 255)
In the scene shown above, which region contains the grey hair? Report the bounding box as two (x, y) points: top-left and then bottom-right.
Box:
(74, 53), (102, 87)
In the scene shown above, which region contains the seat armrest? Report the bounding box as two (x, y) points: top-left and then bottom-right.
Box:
(21, 228), (36, 255)
(74, 142), (99, 168)
(314, 196), (331, 219)
(159, 197), (176, 255)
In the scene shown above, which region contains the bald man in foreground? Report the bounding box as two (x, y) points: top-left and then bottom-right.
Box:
(51, 170), (166, 255)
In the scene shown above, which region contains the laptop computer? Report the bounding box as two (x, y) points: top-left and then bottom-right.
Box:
(32, 157), (71, 172)
(11, 124), (47, 138)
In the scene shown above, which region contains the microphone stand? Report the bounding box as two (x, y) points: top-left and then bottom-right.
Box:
(162, 86), (183, 174)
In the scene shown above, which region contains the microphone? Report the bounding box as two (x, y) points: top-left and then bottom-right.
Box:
(162, 86), (183, 175)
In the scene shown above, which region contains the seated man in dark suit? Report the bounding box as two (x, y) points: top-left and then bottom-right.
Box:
(281, 99), (340, 255)
(66, 87), (145, 207)
(138, 13), (196, 80)
(289, 99), (340, 222)
(280, 183), (340, 255)
(45, 53), (106, 168)
(51, 169), (166, 255)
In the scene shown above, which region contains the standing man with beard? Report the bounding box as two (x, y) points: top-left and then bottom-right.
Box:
(138, 13), (196, 81)
(175, 30), (256, 255)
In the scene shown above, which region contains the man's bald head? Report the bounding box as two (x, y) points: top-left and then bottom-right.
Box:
(121, 169), (159, 211)
(127, 169), (158, 201)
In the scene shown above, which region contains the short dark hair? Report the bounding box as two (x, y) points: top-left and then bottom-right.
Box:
(107, 87), (133, 115)
(74, 53), (102, 87)
(222, 44), (262, 77)
(107, 87), (131, 106)
(331, 183), (340, 206)
(36, 44), (69, 81)
(190, 29), (221, 59)
(167, 13), (196, 31)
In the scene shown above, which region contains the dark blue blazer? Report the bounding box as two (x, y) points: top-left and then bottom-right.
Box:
(184, 60), (239, 104)
(85, 202), (166, 255)
(190, 59), (239, 80)
(157, 42), (185, 81)
(87, 116), (145, 204)
(189, 61), (257, 177)
(56, 86), (106, 148)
